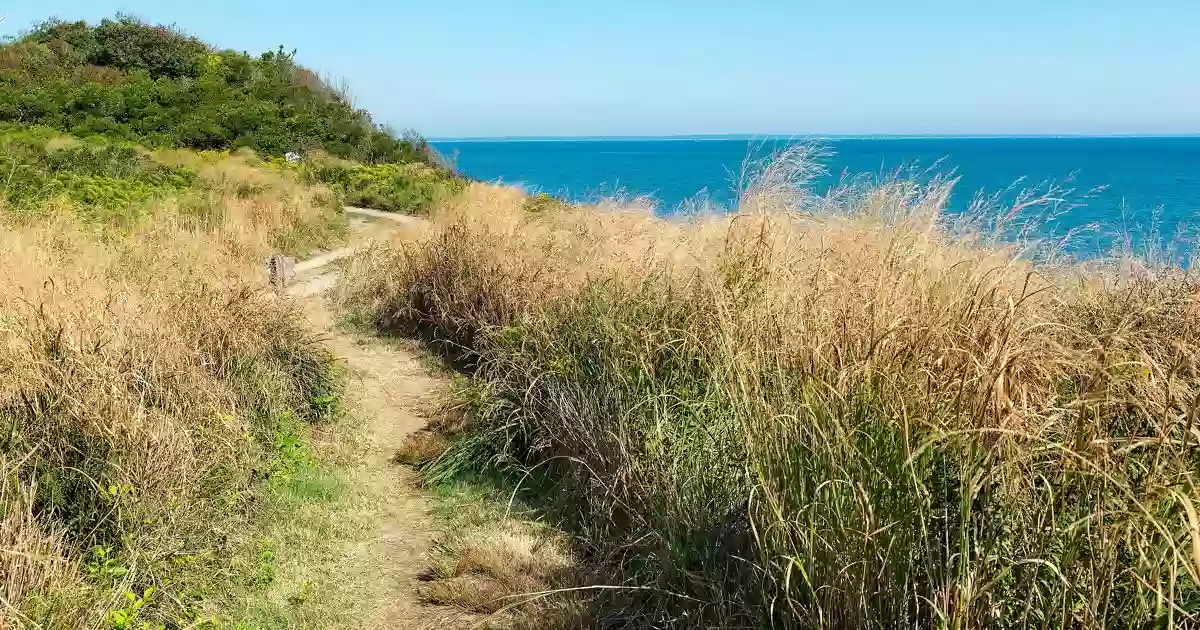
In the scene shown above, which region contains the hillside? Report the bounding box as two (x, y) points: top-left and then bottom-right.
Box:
(0, 16), (463, 216)
(0, 133), (345, 625)
(1, 16), (427, 164)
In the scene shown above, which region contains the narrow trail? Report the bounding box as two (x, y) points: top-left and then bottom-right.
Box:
(282, 213), (475, 629)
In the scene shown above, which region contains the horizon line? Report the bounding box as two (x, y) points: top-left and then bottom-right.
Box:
(430, 133), (1200, 142)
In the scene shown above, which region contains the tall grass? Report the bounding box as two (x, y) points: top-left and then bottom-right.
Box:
(339, 148), (1200, 628)
(0, 140), (344, 627)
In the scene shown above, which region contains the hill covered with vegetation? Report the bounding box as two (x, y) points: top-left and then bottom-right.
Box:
(1, 16), (427, 163)
(0, 16), (462, 215)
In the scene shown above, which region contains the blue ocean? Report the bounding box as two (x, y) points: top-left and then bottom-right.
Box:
(434, 137), (1200, 257)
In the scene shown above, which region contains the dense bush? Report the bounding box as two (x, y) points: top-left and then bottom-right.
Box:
(1, 126), (347, 253)
(0, 126), (195, 215)
(293, 156), (467, 214)
(0, 15), (438, 167)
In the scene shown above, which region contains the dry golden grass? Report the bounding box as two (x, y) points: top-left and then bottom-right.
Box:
(0, 150), (345, 627)
(340, 147), (1200, 628)
(421, 519), (585, 627)
(394, 430), (453, 467)
(0, 480), (77, 623)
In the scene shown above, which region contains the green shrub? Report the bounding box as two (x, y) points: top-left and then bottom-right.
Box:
(28, 16), (209, 78)
(522, 192), (570, 214)
(300, 159), (466, 214)
(0, 16), (442, 168)
(0, 127), (196, 216)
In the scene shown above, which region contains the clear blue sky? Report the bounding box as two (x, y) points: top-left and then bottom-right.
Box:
(4, 1), (1199, 138)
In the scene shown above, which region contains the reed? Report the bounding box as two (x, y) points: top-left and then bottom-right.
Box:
(339, 147), (1200, 627)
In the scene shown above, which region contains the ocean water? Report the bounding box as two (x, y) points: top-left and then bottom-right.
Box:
(433, 137), (1200, 257)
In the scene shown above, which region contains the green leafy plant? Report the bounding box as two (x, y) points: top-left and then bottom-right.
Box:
(310, 393), (340, 416)
(108, 587), (163, 630)
(250, 539), (277, 587)
(522, 192), (569, 214)
(267, 412), (315, 486)
(85, 546), (130, 585)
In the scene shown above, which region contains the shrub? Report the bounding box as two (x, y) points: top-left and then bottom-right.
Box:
(0, 128), (192, 220)
(0, 16), (442, 168)
(1, 127), (344, 248)
(522, 192), (570, 214)
(28, 15), (209, 78)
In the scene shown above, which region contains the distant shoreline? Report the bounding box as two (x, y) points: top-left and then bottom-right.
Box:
(431, 134), (1200, 143)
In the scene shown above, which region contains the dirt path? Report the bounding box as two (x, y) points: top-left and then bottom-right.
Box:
(283, 217), (474, 629)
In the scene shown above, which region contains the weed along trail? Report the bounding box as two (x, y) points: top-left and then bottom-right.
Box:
(274, 215), (476, 629)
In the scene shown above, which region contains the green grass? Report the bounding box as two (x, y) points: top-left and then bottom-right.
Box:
(425, 472), (540, 533)
(215, 423), (363, 630)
